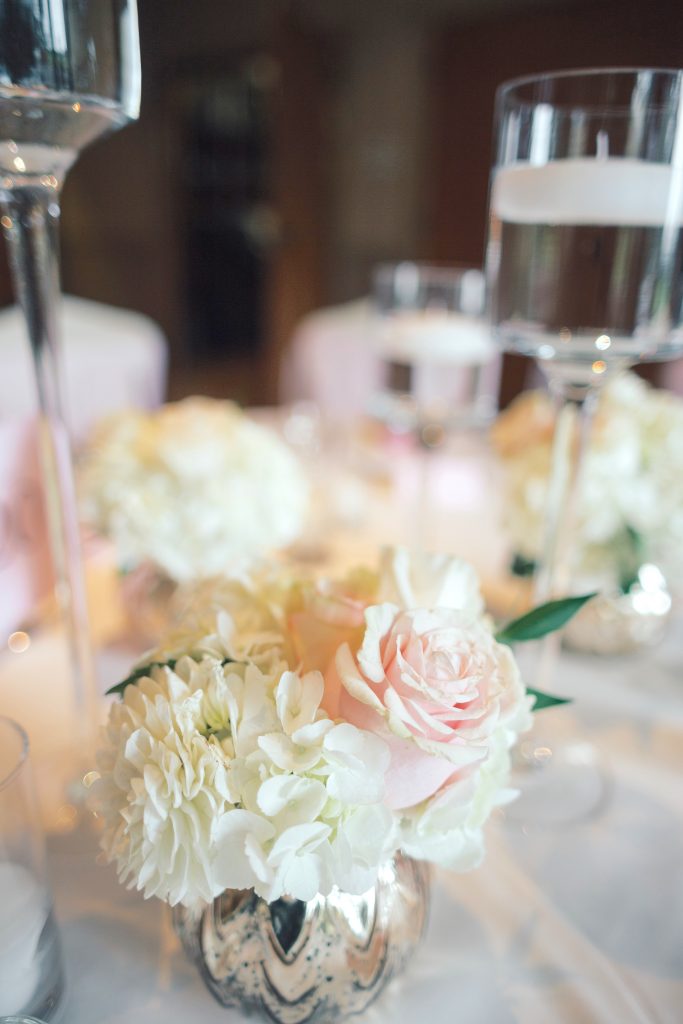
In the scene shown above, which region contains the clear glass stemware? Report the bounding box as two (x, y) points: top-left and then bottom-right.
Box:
(486, 68), (683, 823)
(0, 1), (141, 748)
(371, 262), (499, 547)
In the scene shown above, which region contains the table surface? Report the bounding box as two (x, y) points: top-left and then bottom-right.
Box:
(3, 425), (682, 1024)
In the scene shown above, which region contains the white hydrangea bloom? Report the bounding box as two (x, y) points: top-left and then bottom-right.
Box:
(80, 398), (309, 582)
(211, 666), (394, 903)
(95, 651), (394, 907)
(141, 572), (295, 675)
(92, 661), (234, 908)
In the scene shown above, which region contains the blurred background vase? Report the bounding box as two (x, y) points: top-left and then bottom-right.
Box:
(561, 562), (671, 655)
(492, 371), (682, 656)
(371, 262), (498, 437)
(505, 548), (673, 656)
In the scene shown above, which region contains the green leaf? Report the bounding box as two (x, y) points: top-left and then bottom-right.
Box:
(624, 524), (645, 556)
(105, 659), (178, 696)
(618, 524), (645, 594)
(494, 593), (597, 645)
(527, 686), (571, 711)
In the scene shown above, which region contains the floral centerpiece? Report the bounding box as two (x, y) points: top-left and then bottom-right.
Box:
(79, 397), (310, 583)
(91, 547), (587, 1022)
(492, 372), (683, 584)
(491, 373), (678, 651)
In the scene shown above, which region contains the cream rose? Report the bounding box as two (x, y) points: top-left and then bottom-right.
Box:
(376, 546), (484, 615)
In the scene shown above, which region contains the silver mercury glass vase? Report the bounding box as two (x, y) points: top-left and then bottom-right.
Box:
(173, 854), (431, 1023)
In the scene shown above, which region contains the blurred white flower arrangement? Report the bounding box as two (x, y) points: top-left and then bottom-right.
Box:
(79, 397), (310, 583)
(491, 373), (683, 588)
(91, 547), (561, 909)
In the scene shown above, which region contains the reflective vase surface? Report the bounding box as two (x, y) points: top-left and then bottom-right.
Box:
(507, 556), (672, 656)
(173, 854), (430, 1023)
(562, 563), (672, 655)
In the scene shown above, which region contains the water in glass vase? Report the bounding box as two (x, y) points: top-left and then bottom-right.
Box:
(0, 89), (127, 185)
(372, 309), (497, 430)
(489, 160), (683, 369)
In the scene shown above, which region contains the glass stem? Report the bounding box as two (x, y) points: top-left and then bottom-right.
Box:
(534, 380), (599, 605)
(531, 377), (599, 690)
(1, 184), (98, 753)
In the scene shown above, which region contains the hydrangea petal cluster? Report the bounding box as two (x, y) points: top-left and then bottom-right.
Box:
(92, 662), (233, 906)
(94, 547), (531, 908)
(146, 572), (295, 674)
(94, 656), (393, 908)
(79, 398), (309, 582)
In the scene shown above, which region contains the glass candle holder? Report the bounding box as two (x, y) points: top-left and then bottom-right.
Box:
(372, 263), (499, 434)
(0, 718), (64, 1020)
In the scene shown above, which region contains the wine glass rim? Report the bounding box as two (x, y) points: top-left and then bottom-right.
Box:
(498, 66), (683, 99)
(0, 716), (29, 792)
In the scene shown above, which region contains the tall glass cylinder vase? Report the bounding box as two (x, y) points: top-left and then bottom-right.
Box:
(487, 67), (683, 823)
(0, 0), (141, 759)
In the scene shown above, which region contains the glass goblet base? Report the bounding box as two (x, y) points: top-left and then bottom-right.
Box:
(506, 735), (610, 828)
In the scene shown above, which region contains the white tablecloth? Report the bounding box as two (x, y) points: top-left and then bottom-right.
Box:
(2, 423), (682, 1023)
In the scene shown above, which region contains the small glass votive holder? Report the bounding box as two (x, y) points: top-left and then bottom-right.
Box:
(371, 263), (501, 434)
(0, 718), (64, 1020)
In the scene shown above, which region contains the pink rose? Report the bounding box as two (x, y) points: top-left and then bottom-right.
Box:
(331, 604), (526, 810)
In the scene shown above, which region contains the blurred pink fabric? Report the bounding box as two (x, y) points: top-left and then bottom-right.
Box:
(280, 297), (503, 422)
(0, 418), (52, 640)
(0, 296), (168, 637)
(0, 295), (167, 444)
(280, 299), (382, 419)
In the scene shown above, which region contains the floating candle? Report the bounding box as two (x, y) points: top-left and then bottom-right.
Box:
(376, 310), (494, 366)
(492, 158), (682, 226)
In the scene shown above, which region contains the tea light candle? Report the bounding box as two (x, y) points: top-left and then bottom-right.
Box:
(0, 863), (47, 1015)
